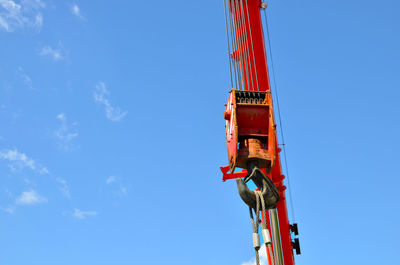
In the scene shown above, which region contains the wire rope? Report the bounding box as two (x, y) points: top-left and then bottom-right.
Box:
(229, 0), (241, 90)
(223, 0), (234, 89)
(249, 192), (261, 265)
(240, 0), (255, 91)
(233, 1), (243, 90)
(244, 0), (260, 92)
(263, 9), (296, 223)
(235, 0), (248, 91)
(256, 190), (275, 265)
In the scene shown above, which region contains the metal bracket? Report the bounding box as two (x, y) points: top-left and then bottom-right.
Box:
(292, 238), (301, 255)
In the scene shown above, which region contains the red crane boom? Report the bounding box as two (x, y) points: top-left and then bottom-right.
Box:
(220, 1), (300, 265)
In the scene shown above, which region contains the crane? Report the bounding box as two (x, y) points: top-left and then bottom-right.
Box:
(220, 1), (300, 265)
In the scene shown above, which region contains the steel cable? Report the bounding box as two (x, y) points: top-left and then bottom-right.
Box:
(235, 0), (250, 91)
(244, 0), (260, 91)
(223, 0), (234, 89)
(256, 190), (276, 265)
(263, 8), (296, 223)
(240, 0), (255, 91)
(249, 191), (261, 265)
(228, 0), (241, 90)
(232, 1), (245, 91)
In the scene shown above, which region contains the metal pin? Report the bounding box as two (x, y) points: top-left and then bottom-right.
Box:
(261, 2), (268, 9)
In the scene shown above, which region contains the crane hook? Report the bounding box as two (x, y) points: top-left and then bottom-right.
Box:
(236, 161), (280, 210)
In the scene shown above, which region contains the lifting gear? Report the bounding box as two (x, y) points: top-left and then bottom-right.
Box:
(248, 189), (275, 265)
(236, 160), (279, 210)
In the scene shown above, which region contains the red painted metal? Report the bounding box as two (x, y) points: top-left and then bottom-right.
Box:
(221, 1), (296, 265)
(220, 166), (248, 182)
(271, 147), (294, 265)
(224, 90), (276, 171)
(230, 0), (270, 92)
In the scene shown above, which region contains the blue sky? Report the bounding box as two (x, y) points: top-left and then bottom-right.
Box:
(0, 0), (399, 265)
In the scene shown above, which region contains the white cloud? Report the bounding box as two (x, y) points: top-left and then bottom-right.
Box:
(105, 176), (128, 196)
(0, 148), (49, 174)
(106, 176), (117, 184)
(56, 177), (70, 199)
(72, 208), (97, 219)
(39, 166), (49, 174)
(1, 205), (15, 214)
(33, 12), (42, 26)
(4, 189), (13, 198)
(0, 0), (45, 32)
(0, 149), (71, 209)
(119, 185), (128, 196)
(71, 3), (83, 19)
(93, 82), (127, 122)
(18, 67), (33, 89)
(241, 246), (268, 265)
(55, 113), (78, 150)
(0, 148), (34, 170)
(15, 190), (47, 205)
(39, 45), (64, 61)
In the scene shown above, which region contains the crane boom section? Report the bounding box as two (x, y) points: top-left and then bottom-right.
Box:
(221, 1), (299, 265)
(230, 0), (270, 92)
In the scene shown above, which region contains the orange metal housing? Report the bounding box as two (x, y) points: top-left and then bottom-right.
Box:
(224, 89), (277, 171)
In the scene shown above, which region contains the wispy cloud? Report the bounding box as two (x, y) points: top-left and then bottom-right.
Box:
(15, 190), (47, 205)
(93, 82), (127, 122)
(39, 45), (64, 61)
(0, 0), (45, 32)
(71, 3), (84, 19)
(241, 246), (268, 265)
(55, 113), (78, 150)
(72, 208), (98, 219)
(0, 148), (34, 170)
(0, 148), (72, 210)
(106, 176), (117, 184)
(4, 189), (13, 198)
(56, 177), (70, 199)
(0, 148), (48, 174)
(105, 176), (128, 196)
(39, 166), (49, 174)
(18, 67), (33, 89)
(0, 205), (15, 214)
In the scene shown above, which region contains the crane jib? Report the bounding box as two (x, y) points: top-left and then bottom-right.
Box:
(220, 1), (300, 265)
